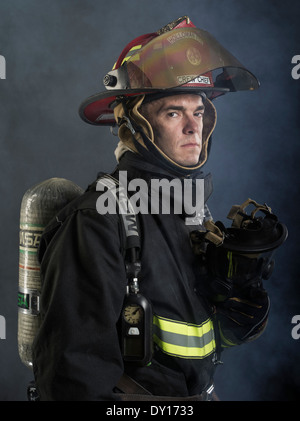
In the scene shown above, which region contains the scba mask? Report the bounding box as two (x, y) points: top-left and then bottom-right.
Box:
(191, 198), (288, 300)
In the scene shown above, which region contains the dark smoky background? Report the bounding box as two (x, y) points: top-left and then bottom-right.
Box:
(0, 0), (299, 401)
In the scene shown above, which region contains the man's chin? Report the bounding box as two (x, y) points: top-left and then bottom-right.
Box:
(176, 160), (200, 167)
(176, 155), (200, 167)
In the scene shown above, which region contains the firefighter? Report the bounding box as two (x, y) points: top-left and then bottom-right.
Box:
(32, 16), (273, 401)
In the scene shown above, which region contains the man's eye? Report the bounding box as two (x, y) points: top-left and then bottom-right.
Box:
(167, 111), (178, 118)
(194, 112), (204, 118)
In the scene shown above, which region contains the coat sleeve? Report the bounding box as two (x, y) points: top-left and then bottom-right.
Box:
(32, 207), (128, 401)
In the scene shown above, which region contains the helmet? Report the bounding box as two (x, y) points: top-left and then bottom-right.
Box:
(79, 16), (259, 126)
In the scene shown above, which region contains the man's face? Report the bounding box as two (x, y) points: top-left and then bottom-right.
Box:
(141, 94), (204, 166)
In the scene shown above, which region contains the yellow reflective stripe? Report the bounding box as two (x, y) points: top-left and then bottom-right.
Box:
(112, 44), (142, 69)
(128, 45), (142, 52)
(153, 315), (216, 359)
(153, 315), (212, 337)
(120, 45), (142, 65)
(227, 251), (233, 278)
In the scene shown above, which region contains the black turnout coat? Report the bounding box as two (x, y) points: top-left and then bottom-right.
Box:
(32, 152), (266, 400)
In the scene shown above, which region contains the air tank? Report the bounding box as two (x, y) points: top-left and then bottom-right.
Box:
(18, 178), (84, 368)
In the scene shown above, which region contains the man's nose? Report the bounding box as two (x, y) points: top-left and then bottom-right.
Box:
(182, 116), (199, 134)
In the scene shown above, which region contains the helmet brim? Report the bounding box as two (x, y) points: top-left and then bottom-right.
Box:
(79, 86), (229, 126)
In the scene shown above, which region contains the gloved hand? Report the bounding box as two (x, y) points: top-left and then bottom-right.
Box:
(205, 242), (273, 302)
(215, 286), (270, 343)
(205, 243), (271, 343)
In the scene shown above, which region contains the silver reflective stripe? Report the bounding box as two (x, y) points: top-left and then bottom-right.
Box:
(153, 314), (216, 359)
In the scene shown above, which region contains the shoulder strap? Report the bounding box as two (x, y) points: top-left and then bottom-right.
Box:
(96, 174), (141, 251)
(96, 174), (142, 289)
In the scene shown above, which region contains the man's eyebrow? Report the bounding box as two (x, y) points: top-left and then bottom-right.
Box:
(195, 105), (205, 112)
(158, 104), (205, 113)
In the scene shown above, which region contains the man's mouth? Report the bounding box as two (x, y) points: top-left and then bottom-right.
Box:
(181, 143), (200, 148)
